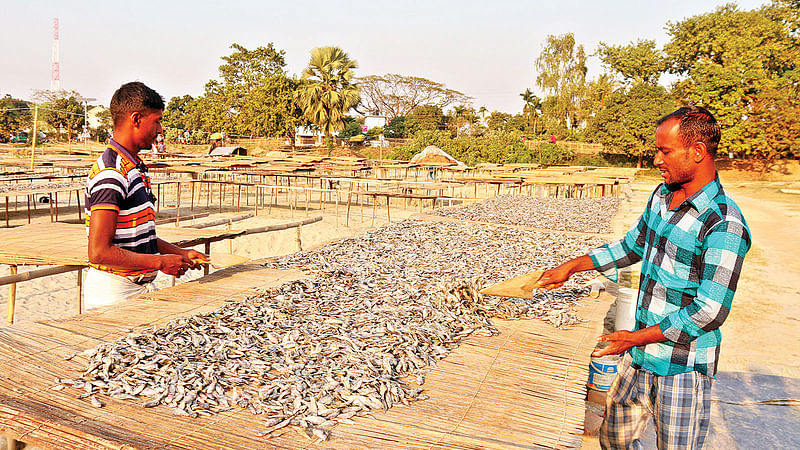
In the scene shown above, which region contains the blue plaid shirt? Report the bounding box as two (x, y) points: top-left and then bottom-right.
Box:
(589, 176), (750, 377)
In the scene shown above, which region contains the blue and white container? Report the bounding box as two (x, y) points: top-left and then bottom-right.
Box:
(588, 354), (619, 391)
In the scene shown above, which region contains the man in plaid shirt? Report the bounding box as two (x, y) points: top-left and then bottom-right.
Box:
(536, 106), (750, 448)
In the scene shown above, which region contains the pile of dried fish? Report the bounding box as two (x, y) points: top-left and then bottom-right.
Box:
(432, 195), (621, 233)
(67, 219), (607, 439)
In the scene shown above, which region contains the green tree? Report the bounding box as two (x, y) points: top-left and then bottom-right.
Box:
(740, 74), (800, 177)
(163, 95), (201, 131)
(587, 83), (674, 167)
(164, 43), (304, 146)
(93, 109), (113, 142)
(665, 3), (798, 157)
(384, 115), (415, 138)
(295, 46), (361, 153)
(596, 39), (668, 85)
(337, 116), (363, 139)
(449, 105), (479, 136)
(207, 43), (303, 141)
(581, 74), (619, 133)
(0, 95), (32, 135)
(408, 104), (445, 131)
(486, 111), (512, 131)
(535, 33), (588, 134)
(34, 91), (85, 142)
(520, 89), (543, 134)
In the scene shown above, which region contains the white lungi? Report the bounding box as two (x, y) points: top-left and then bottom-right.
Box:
(83, 268), (157, 309)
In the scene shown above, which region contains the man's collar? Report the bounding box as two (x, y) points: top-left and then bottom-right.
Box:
(659, 174), (721, 212)
(108, 139), (140, 165)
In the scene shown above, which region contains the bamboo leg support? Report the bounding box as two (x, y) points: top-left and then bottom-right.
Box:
(7, 265), (17, 325)
(296, 225), (302, 251)
(76, 268), (83, 315)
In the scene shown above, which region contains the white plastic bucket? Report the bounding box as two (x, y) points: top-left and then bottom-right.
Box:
(587, 354), (619, 391)
(615, 287), (638, 331)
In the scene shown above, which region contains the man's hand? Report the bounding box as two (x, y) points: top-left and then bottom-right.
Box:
(534, 254), (595, 290)
(184, 249), (209, 269)
(592, 331), (639, 357)
(159, 253), (192, 277)
(591, 325), (667, 357)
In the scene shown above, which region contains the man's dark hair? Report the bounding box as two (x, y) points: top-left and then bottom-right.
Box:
(109, 82), (164, 127)
(656, 105), (721, 157)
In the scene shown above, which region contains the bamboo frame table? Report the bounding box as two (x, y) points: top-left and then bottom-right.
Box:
(0, 262), (613, 448)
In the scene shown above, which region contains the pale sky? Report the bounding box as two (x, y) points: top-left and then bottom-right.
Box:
(1, 0), (767, 115)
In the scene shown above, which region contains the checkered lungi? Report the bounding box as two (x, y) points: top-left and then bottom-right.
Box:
(600, 353), (713, 449)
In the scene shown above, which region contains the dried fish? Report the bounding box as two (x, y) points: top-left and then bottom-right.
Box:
(432, 195), (621, 233)
(70, 217), (605, 439)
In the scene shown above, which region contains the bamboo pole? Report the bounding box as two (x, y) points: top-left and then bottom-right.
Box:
(29, 105), (39, 171)
(175, 182), (181, 227)
(240, 215), (321, 235)
(371, 195), (376, 227)
(75, 189), (82, 221)
(7, 265), (17, 325)
(295, 225), (302, 251)
(0, 265), (85, 287)
(76, 268), (83, 315)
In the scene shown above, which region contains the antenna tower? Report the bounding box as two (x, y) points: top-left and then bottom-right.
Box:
(51, 18), (60, 92)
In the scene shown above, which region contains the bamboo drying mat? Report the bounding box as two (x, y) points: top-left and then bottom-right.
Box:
(0, 257), (612, 449)
(0, 222), (244, 266)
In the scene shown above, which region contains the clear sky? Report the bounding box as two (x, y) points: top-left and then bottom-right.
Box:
(1, 0), (768, 114)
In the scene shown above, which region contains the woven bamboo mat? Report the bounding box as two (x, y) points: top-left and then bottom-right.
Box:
(0, 223), (244, 265)
(0, 258), (612, 449)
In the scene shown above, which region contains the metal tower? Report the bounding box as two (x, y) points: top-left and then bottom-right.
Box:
(51, 18), (60, 92)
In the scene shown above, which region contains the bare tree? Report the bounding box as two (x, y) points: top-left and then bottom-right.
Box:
(356, 74), (471, 120)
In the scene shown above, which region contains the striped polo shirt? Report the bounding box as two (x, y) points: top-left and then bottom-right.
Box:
(85, 139), (158, 276)
(589, 176), (750, 377)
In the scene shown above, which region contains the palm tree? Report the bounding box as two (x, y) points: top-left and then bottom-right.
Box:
(295, 47), (360, 153)
(520, 89), (542, 135)
(478, 106), (488, 125)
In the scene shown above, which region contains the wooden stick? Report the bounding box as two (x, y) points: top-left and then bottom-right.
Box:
(7, 265), (16, 325)
(346, 192), (352, 227)
(0, 265), (85, 287)
(371, 194), (377, 227)
(76, 268), (83, 315)
(295, 225), (302, 251)
(175, 182), (181, 227)
(75, 189), (82, 221)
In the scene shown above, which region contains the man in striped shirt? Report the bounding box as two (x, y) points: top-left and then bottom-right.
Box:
(536, 106), (750, 448)
(85, 82), (206, 308)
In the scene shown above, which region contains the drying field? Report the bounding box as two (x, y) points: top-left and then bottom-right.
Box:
(431, 195), (622, 233)
(65, 212), (610, 441)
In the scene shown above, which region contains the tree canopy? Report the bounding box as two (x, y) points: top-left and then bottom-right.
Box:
(163, 43), (303, 140)
(295, 46), (361, 151)
(0, 95), (32, 135)
(665, 3), (799, 157)
(596, 39), (667, 85)
(535, 33), (588, 133)
(357, 74), (471, 120)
